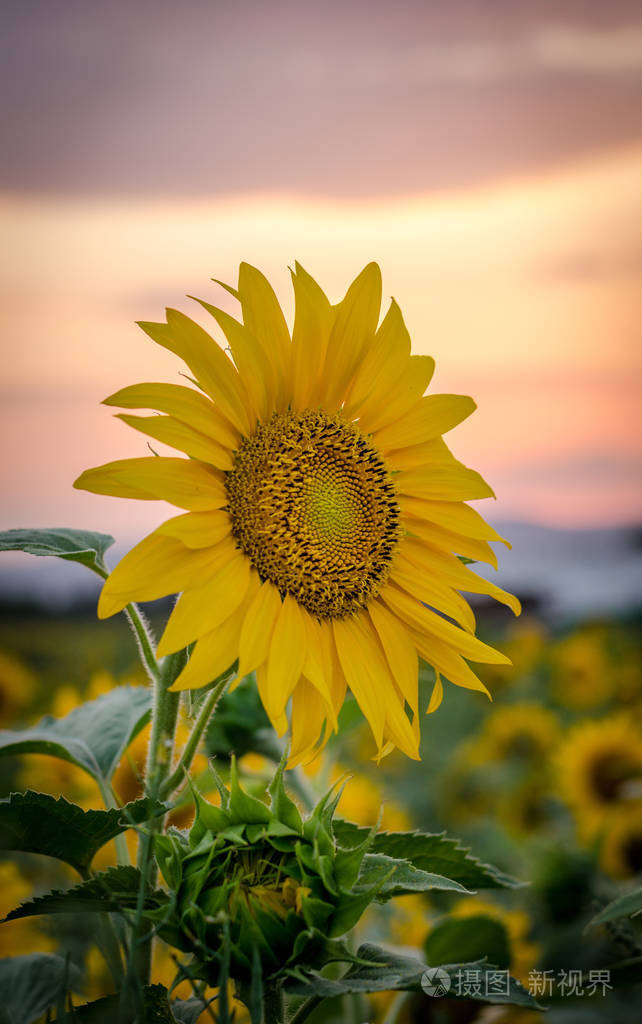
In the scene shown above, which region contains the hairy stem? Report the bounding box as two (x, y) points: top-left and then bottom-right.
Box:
(124, 602), (162, 684)
(263, 986), (284, 1024)
(289, 994), (323, 1024)
(160, 670), (232, 799)
(97, 777), (130, 866)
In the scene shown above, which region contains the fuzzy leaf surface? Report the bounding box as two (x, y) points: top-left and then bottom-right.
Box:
(587, 885), (642, 928)
(3, 866), (167, 922)
(0, 686), (151, 782)
(356, 853), (473, 897)
(286, 942), (540, 1008)
(0, 953), (82, 1024)
(333, 820), (521, 889)
(0, 527), (114, 574)
(0, 791), (165, 873)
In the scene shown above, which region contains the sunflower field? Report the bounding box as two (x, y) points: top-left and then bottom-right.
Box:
(0, 266), (640, 1024)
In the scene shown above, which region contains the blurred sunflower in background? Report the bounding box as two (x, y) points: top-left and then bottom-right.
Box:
(471, 703), (560, 765)
(550, 627), (613, 710)
(75, 263), (520, 763)
(556, 714), (642, 838)
(600, 808), (642, 879)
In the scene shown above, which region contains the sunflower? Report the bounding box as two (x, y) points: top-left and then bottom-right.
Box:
(556, 715), (642, 837)
(75, 263), (519, 763)
(471, 703), (561, 765)
(600, 808), (642, 879)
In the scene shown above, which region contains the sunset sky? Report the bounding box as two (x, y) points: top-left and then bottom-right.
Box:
(2, 0), (641, 544)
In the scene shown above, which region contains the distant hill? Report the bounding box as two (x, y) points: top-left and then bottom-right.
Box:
(0, 522), (640, 622)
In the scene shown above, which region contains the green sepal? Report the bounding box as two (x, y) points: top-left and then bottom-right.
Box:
(267, 755), (303, 834)
(154, 832), (186, 891)
(334, 823), (377, 891)
(329, 865), (396, 937)
(228, 756), (271, 825)
(0, 791), (166, 875)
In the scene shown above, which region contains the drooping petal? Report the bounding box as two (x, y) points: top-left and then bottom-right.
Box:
(390, 554), (477, 633)
(115, 414), (233, 470)
(265, 594), (308, 719)
(426, 674), (444, 713)
(288, 678), (331, 768)
(74, 457), (226, 510)
(374, 394), (476, 452)
(401, 538), (521, 616)
(156, 547), (252, 656)
(396, 463), (495, 501)
(332, 614), (389, 750)
(403, 516), (498, 569)
(398, 496), (511, 546)
(237, 579), (283, 679)
(367, 599), (419, 715)
(168, 599), (249, 691)
(410, 627), (492, 697)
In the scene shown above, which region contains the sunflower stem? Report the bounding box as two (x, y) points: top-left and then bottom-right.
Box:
(263, 985), (284, 1024)
(130, 649), (184, 989)
(97, 776), (130, 866)
(124, 601), (162, 684)
(160, 670), (233, 799)
(289, 994), (323, 1023)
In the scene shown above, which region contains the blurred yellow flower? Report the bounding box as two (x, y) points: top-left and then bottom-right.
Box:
(75, 262), (519, 764)
(333, 765), (412, 832)
(0, 650), (36, 724)
(471, 703), (561, 765)
(599, 808), (642, 879)
(550, 628), (613, 710)
(450, 897), (539, 983)
(556, 715), (642, 837)
(0, 862), (55, 958)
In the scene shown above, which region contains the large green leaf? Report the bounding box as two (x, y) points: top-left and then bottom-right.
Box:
(587, 885), (642, 929)
(0, 792), (166, 874)
(0, 527), (114, 574)
(356, 853), (473, 898)
(424, 915), (511, 970)
(3, 866), (167, 922)
(286, 943), (540, 1009)
(0, 686), (151, 783)
(333, 820), (522, 890)
(0, 954), (82, 1024)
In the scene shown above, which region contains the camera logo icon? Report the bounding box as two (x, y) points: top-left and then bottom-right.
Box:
(420, 967), (451, 997)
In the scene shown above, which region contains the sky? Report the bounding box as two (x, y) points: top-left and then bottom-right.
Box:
(1, 0), (641, 546)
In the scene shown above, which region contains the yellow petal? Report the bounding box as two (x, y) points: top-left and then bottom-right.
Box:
(411, 627), (491, 697)
(386, 437), (455, 472)
(194, 299), (276, 420)
(116, 414), (233, 470)
(359, 355), (435, 434)
(237, 580), (283, 679)
(381, 583), (511, 665)
(300, 610), (338, 728)
(290, 262), (334, 411)
(98, 534), (229, 618)
(332, 614), (388, 749)
(288, 678), (329, 768)
(403, 517), (498, 569)
(237, 263), (292, 408)
(390, 554), (477, 633)
(265, 594), (308, 719)
(396, 463), (495, 501)
(367, 599), (419, 714)
(168, 600), (248, 691)
(103, 382), (240, 449)
(401, 538), (521, 617)
(342, 298), (411, 419)
(321, 263), (382, 409)
(74, 457), (226, 510)
(157, 547), (251, 656)
(382, 692), (421, 760)
(137, 312), (252, 435)
(374, 394), (476, 452)
(426, 675), (444, 713)
(398, 496), (511, 547)
(156, 510), (232, 549)
(255, 663), (288, 736)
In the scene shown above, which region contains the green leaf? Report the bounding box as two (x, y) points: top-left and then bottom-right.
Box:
(54, 984), (178, 1023)
(0, 686), (152, 783)
(424, 915), (511, 970)
(3, 865), (167, 922)
(286, 943), (540, 1009)
(0, 791), (166, 874)
(333, 820), (522, 890)
(0, 953), (82, 1024)
(0, 527), (114, 574)
(356, 853), (473, 898)
(587, 885), (642, 928)
(205, 677), (281, 761)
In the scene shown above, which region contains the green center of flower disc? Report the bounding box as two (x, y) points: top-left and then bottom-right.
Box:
(225, 410), (401, 618)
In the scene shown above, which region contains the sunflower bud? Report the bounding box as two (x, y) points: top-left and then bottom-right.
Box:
(151, 759), (385, 987)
